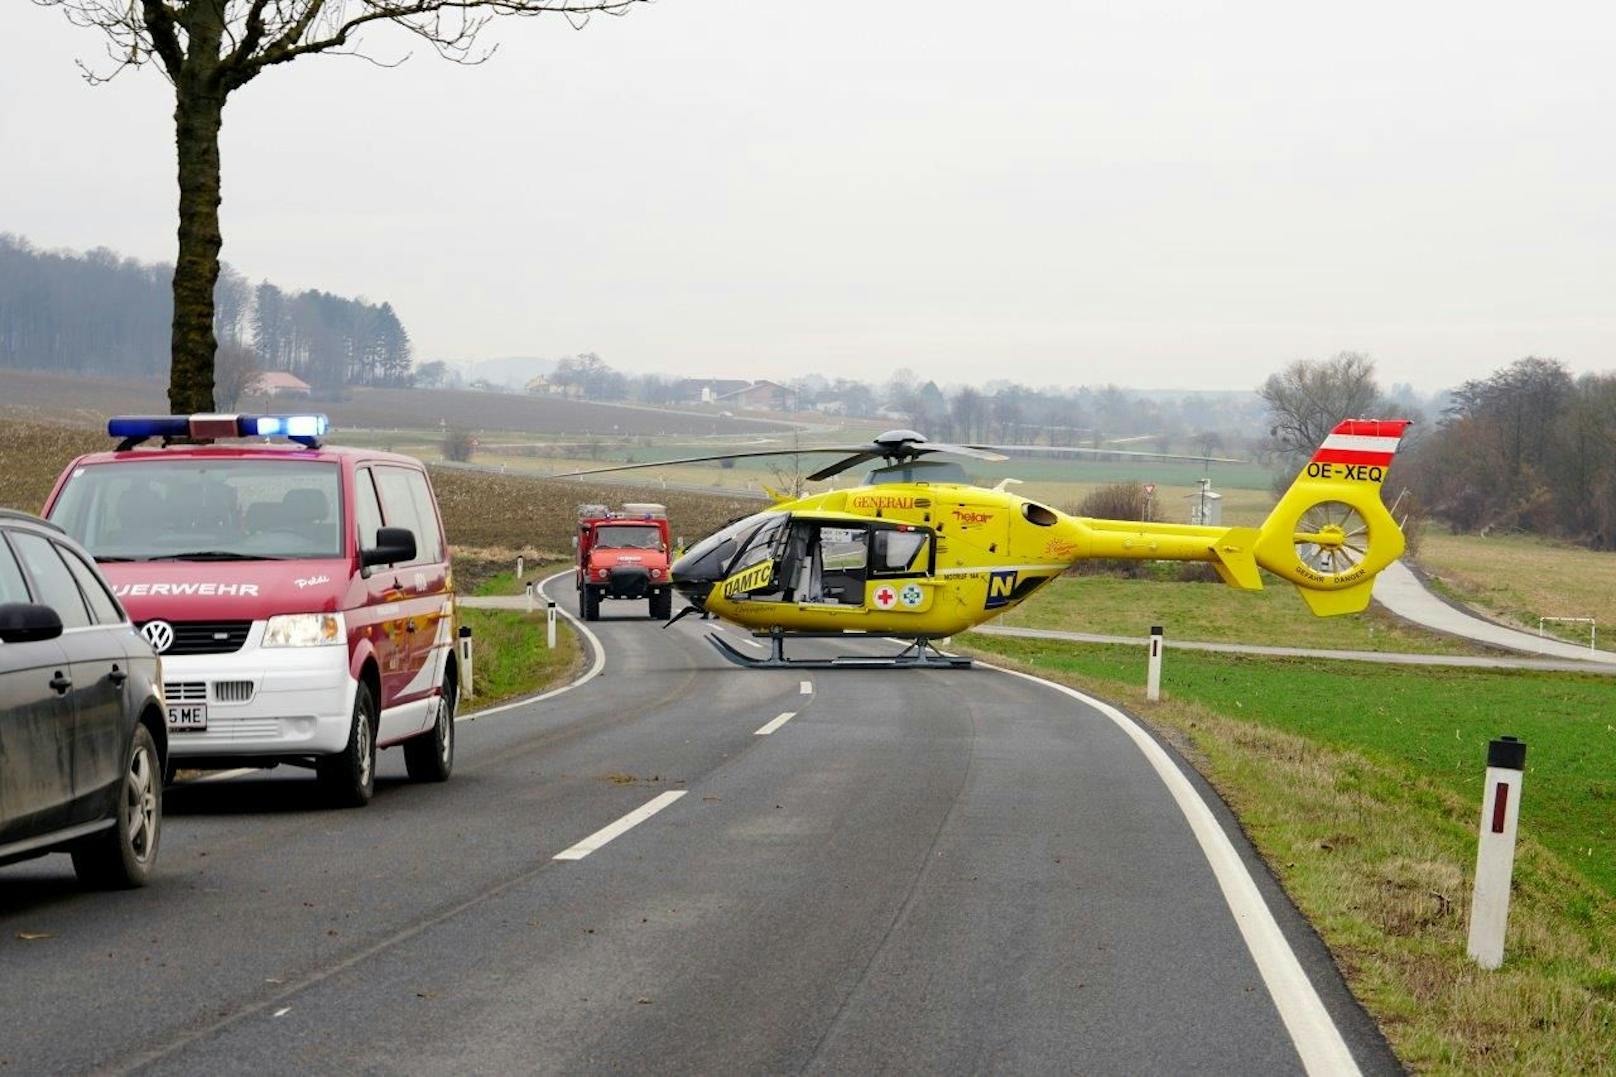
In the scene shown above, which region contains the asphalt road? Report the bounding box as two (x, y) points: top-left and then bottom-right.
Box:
(0, 580), (1400, 1076)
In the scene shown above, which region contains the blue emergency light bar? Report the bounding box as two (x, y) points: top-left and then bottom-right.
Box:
(108, 413), (330, 450)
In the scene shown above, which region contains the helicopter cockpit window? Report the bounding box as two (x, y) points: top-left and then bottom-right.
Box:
(1022, 502), (1058, 527)
(675, 511), (774, 582)
(871, 528), (930, 576)
(730, 515), (786, 576)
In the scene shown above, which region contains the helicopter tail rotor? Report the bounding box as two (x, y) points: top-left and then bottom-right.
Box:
(1253, 419), (1413, 615)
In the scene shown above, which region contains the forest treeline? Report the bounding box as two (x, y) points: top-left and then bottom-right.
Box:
(0, 234), (411, 397)
(1408, 358), (1616, 548)
(1260, 352), (1616, 550)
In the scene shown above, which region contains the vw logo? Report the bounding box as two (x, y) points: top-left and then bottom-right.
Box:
(141, 620), (175, 654)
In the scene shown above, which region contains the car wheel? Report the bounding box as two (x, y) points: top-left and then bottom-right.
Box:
(583, 586), (600, 622)
(318, 682), (378, 808)
(404, 681), (455, 782)
(72, 723), (162, 889)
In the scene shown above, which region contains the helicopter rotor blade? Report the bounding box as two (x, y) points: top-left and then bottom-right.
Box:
(804, 452), (883, 482)
(982, 444), (1248, 465)
(548, 446), (874, 479)
(916, 443), (1009, 463)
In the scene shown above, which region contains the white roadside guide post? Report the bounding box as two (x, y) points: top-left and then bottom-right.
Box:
(516, 555), (524, 581)
(1146, 624), (1164, 702)
(546, 600), (557, 649)
(458, 625), (474, 701)
(1467, 736), (1527, 970)
(525, 580), (535, 613)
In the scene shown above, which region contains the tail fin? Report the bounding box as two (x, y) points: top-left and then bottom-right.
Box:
(1254, 419), (1412, 616)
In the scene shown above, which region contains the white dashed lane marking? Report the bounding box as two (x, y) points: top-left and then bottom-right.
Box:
(754, 712), (797, 736)
(552, 791), (687, 861)
(800, 681), (813, 695)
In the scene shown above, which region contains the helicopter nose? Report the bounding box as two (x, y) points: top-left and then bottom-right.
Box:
(670, 550), (714, 610)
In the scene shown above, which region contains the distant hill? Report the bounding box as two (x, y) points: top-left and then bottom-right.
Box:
(444, 355), (558, 389)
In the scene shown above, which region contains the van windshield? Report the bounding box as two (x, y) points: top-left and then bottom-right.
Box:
(593, 525), (663, 550)
(49, 458), (345, 562)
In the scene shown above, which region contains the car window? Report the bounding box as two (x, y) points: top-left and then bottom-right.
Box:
(11, 531), (91, 629)
(401, 470), (444, 564)
(59, 544), (124, 625)
(374, 466), (428, 566)
(0, 533), (33, 604)
(354, 468), (384, 552)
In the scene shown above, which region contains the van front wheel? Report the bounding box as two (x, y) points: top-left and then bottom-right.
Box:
(404, 683), (455, 783)
(319, 683), (377, 808)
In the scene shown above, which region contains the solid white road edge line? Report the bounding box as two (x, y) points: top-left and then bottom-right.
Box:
(457, 569), (607, 722)
(552, 790), (687, 861)
(986, 662), (1362, 1077)
(754, 711), (796, 736)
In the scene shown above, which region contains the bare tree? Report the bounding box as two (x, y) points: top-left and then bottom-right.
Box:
(213, 338), (260, 408)
(38, 0), (651, 414)
(1258, 352), (1387, 467)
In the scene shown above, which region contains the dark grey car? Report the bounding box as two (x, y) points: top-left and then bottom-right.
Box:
(0, 509), (167, 887)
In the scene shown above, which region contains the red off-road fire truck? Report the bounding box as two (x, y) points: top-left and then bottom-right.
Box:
(574, 503), (673, 621)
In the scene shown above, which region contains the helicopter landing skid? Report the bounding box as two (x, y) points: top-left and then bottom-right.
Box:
(706, 631), (973, 670)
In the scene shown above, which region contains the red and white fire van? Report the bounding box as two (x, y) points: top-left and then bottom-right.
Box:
(42, 414), (459, 806)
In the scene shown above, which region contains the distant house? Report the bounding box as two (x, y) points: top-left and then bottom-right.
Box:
(717, 380), (799, 412)
(251, 371), (312, 398)
(675, 378), (751, 404)
(525, 374), (582, 398)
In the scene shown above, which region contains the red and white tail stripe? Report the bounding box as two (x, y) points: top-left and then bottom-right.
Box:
(1310, 419), (1412, 468)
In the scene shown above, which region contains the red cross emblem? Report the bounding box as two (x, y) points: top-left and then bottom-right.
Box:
(874, 586), (897, 608)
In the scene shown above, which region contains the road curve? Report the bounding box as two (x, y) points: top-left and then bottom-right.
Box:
(1, 578), (1398, 1075)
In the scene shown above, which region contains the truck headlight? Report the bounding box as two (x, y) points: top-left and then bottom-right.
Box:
(263, 612), (345, 647)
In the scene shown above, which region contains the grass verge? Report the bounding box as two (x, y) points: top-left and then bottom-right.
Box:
(960, 633), (1616, 1072)
(1415, 532), (1616, 648)
(994, 574), (1485, 654)
(458, 607), (582, 713)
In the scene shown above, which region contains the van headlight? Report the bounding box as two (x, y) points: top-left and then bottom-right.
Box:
(263, 613), (345, 647)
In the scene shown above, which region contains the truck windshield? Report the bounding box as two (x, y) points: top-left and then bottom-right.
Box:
(594, 525), (662, 549)
(49, 458), (344, 562)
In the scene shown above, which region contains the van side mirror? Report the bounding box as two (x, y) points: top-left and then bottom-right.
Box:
(361, 526), (416, 569)
(0, 603), (65, 644)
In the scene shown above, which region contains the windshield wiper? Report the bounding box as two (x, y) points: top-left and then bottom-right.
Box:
(147, 551), (285, 562)
(92, 556), (142, 563)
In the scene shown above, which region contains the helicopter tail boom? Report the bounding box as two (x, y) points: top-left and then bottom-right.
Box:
(1070, 419), (1411, 616)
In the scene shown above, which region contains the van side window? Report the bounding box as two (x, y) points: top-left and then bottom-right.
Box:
(402, 470), (444, 564)
(374, 466), (436, 566)
(11, 531), (91, 629)
(59, 545), (123, 624)
(0, 533), (32, 605)
(354, 468), (384, 552)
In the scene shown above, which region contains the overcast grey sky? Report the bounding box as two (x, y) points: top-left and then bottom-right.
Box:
(5, 1), (1613, 391)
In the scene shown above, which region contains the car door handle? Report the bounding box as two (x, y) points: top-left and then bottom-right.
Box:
(108, 666), (128, 686)
(49, 672), (72, 695)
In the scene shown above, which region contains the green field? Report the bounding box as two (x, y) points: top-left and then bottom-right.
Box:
(1417, 532), (1616, 648)
(993, 575), (1483, 654)
(962, 634), (1616, 1071)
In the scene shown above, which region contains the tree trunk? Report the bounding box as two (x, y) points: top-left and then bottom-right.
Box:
(168, 86), (225, 413)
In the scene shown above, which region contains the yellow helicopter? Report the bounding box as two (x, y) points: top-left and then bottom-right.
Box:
(558, 421), (1411, 669)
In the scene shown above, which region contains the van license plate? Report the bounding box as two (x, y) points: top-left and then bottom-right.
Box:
(167, 704), (207, 731)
